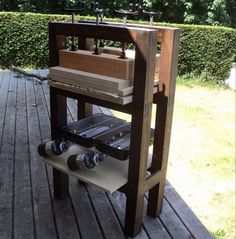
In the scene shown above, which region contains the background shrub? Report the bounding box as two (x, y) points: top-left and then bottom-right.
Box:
(177, 24), (236, 81)
(0, 12), (235, 82)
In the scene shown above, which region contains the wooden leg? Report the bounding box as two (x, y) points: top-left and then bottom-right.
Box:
(53, 168), (69, 199)
(84, 103), (93, 117)
(147, 179), (165, 217)
(123, 32), (157, 237)
(77, 100), (86, 120)
(50, 88), (69, 198)
(50, 87), (67, 138)
(124, 191), (144, 237)
(78, 101), (93, 120)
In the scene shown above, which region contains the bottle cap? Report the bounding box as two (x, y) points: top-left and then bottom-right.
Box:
(37, 143), (48, 157)
(67, 155), (78, 170)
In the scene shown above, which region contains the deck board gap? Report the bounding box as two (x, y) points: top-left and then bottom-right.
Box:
(163, 194), (196, 238)
(68, 193), (83, 239)
(0, 71), (11, 150)
(164, 188), (212, 239)
(0, 70), (4, 89)
(43, 85), (51, 119)
(26, 78), (57, 239)
(38, 70), (50, 119)
(32, 79), (60, 239)
(0, 71), (17, 239)
(85, 185), (107, 239)
(12, 75), (19, 239)
(34, 77), (82, 239)
(143, 193), (175, 239)
(105, 192), (129, 239)
(24, 77), (37, 239)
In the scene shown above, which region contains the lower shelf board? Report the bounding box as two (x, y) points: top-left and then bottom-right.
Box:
(42, 145), (129, 193)
(42, 144), (153, 193)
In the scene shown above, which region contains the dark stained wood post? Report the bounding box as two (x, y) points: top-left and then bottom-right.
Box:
(49, 26), (69, 199)
(147, 29), (181, 216)
(78, 37), (95, 119)
(50, 87), (69, 199)
(124, 29), (157, 236)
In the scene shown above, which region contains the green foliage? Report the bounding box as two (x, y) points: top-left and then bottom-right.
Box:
(0, 12), (69, 69)
(206, 0), (231, 26)
(0, 12), (235, 82)
(225, 0), (236, 28)
(177, 24), (236, 82)
(183, 0), (233, 27)
(0, 0), (235, 28)
(211, 229), (227, 239)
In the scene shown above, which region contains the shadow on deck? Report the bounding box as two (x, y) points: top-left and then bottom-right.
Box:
(0, 70), (212, 239)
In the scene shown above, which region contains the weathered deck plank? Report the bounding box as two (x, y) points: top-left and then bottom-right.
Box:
(87, 186), (127, 239)
(0, 70), (213, 239)
(0, 71), (17, 239)
(165, 188), (213, 239)
(26, 77), (58, 239)
(158, 200), (193, 238)
(70, 179), (104, 239)
(108, 191), (150, 239)
(14, 77), (35, 239)
(33, 71), (82, 239)
(0, 71), (11, 147)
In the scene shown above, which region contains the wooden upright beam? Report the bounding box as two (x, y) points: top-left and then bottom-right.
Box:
(49, 33), (69, 199)
(78, 37), (95, 118)
(50, 87), (69, 199)
(124, 29), (157, 237)
(147, 28), (181, 217)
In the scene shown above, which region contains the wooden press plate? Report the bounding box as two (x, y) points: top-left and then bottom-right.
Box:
(49, 66), (131, 92)
(89, 47), (160, 80)
(49, 66), (158, 98)
(59, 49), (134, 81)
(48, 80), (133, 105)
(48, 80), (158, 105)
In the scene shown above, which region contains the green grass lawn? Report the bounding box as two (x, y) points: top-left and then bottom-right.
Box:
(113, 77), (235, 239)
(169, 79), (235, 239)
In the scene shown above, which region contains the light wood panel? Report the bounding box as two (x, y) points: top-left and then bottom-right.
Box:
(49, 67), (158, 97)
(48, 80), (157, 105)
(48, 80), (133, 105)
(42, 144), (153, 193)
(49, 66), (130, 91)
(59, 49), (134, 81)
(89, 47), (160, 81)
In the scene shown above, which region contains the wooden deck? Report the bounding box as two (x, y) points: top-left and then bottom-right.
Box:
(0, 70), (213, 239)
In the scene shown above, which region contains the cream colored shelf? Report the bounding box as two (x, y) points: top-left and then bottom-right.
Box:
(43, 145), (128, 193)
(42, 144), (152, 193)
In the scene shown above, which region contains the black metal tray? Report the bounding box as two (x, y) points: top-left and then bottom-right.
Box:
(94, 123), (131, 160)
(94, 123), (155, 161)
(61, 114), (127, 147)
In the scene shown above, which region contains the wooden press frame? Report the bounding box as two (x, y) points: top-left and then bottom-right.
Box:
(48, 21), (181, 237)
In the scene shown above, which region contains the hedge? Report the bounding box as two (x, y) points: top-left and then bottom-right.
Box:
(0, 12), (236, 82)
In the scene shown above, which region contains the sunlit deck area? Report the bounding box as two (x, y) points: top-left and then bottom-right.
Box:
(0, 70), (213, 239)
